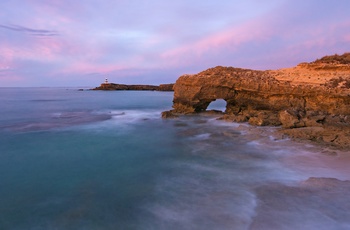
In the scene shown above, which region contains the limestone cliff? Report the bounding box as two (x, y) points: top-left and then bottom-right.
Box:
(163, 53), (350, 149)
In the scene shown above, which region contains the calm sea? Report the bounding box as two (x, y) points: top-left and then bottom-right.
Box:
(0, 88), (349, 230)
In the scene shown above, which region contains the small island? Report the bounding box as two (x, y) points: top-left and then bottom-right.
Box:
(93, 80), (174, 91)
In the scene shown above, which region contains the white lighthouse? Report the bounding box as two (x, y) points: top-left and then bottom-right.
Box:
(105, 78), (108, 84)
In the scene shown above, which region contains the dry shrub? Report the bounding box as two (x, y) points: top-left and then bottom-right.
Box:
(314, 52), (350, 64)
(324, 77), (350, 89)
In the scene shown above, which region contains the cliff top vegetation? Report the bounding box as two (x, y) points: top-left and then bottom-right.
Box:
(313, 52), (350, 64)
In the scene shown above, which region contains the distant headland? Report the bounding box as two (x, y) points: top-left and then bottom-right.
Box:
(93, 82), (174, 91)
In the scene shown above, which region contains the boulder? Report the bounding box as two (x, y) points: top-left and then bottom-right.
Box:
(249, 111), (281, 126)
(279, 110), (305, 128)
(161, 111), (179, 119)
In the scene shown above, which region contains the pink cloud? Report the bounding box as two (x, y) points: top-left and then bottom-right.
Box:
(33, 38), (68, 60)
(159, 18), (274, 67)
(345, 35), (350, 42)
(0, 46), (17, 70)
(159, 7), (350, 70)
(0, 36), (68, 63)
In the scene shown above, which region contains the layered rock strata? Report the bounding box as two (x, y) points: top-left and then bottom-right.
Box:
(163, 55), (350, 149)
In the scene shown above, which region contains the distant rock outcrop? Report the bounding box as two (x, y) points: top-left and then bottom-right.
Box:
(158, 84), (175, 91)
(163, 53), (350, 149)
(93, 83), (174, 91)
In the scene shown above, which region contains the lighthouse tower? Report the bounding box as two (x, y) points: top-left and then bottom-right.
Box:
(100, 77), (110, 89)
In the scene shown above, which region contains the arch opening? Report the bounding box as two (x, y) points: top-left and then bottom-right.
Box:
(206, 99), (227, 112)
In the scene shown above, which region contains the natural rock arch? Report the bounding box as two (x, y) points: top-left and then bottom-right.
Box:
(162, 62), (350, 148)
(167, 66), (350, 125)
(206, 99), (227, 112)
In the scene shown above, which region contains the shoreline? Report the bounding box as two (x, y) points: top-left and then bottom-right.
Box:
(178, 111), (350, 153)
(166, 111), (350, 190)
(171, 112), (350, 229)
(233, 120), (347, 155)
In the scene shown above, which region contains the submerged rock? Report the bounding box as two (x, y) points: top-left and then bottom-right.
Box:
(161, 111), (179, 119)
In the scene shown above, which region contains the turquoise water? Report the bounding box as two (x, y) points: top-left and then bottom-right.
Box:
(0, 88), (349, 230)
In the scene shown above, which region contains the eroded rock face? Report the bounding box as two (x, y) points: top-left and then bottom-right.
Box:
(164, 60), (350, 148)
(171, 66), (350, 117)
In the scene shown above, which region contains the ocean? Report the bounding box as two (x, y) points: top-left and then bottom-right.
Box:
(1, 88), (350, 230)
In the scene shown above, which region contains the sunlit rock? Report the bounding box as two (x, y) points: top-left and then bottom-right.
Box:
(164, 53), (350, 148)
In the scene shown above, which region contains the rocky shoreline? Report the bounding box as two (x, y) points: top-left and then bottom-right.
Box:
(162, 53), (350, 150)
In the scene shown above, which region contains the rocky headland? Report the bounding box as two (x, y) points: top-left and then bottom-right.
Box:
(93, 83), (174, 91)
(162, 53), (350, 149)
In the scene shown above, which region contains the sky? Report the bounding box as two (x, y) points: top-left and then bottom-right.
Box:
(0, 0), (350, 87)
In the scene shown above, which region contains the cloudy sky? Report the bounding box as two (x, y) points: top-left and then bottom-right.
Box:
(0, 0), (349, 87)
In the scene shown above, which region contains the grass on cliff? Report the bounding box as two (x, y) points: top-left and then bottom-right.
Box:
(313, 52), (350, 64)
(324, 77), (350, 89)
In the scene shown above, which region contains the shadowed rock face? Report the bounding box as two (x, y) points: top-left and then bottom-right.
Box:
(164, 60), (350, 148)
